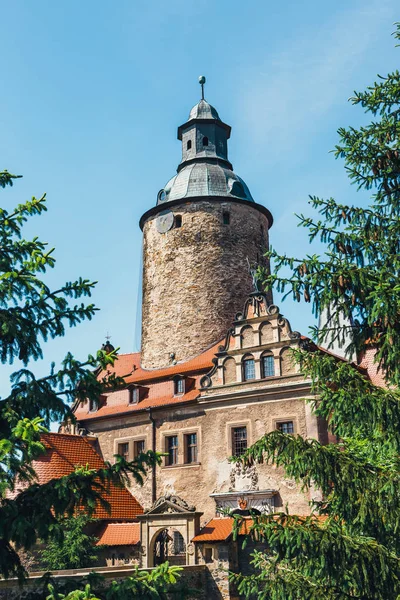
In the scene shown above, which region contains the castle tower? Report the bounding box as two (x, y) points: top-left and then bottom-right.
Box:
(140, 78), (273, 369)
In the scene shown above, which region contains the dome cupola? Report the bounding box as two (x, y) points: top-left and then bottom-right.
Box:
(155, 76), (256, 208)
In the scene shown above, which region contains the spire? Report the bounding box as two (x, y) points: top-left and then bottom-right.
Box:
(199, 75), (206, 100)
(151, 78), (256, 209)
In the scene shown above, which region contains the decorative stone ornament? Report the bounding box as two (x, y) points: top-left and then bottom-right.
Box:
(145, 494), (196, 514)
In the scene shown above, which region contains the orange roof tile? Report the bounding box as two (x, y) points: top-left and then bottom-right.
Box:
(97, 341), (221, 385)
(192, 515), (328, 543)
(76, 388), (199, 421)
(74, 343), (222, 423)
(96, 523), (140, 546)
(33, 433), (143, 521)
(192, 517), (253, 542)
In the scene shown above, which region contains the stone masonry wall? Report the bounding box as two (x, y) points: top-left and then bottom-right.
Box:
(140, 201), (271, 369)
(90, 394), (313, 523)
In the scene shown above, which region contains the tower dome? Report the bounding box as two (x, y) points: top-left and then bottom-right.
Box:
(139, 78), (273, 369)
(188, 99), (220, 121)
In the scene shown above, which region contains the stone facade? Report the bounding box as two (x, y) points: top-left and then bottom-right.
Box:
(86, 294), (320, 528)
(140, 200), (271, 369)
(67, 93), (333, 598)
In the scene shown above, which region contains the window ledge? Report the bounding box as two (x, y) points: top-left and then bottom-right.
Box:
(162, 462), (201, 470)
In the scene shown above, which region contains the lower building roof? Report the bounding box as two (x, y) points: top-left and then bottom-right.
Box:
(96, 523), (140, 546)
(192, 517), (254, 543)
(33, 433), (143, 520)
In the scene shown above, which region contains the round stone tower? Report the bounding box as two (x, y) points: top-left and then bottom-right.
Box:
(139, 79), (273, 369)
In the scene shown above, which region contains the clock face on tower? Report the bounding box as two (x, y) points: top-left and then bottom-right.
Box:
(156, 209), (174, 234)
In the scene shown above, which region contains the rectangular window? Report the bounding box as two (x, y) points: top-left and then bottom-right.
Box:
(134, 439), (145, 457)
(204, 547), (213, 563)
(262, 355), (275, 378)
(277, 421), (294, 434)
(166, 435), (178, 466)
(232, 426), (247, 457)
(174, 378), (185, 395)
(117, 442), (130, 461)
(243, 358), (255, 381)
(129, 387), (140, 404)
(185, 433), (198, 464)
(88, 398), (97, 412)
(223, 212), (230, 225)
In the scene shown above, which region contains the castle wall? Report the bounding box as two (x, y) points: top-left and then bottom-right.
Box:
(89, 386), (314, 524)
(140, 201), (271, 369)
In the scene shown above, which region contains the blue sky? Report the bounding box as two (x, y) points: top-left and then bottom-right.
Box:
(1, 0), (399, 395)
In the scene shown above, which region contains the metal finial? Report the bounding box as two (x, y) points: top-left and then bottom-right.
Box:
(199, 75), (206, 100)
(105, 331), (111, 342)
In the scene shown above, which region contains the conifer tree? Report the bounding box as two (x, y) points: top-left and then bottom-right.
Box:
(231, 23), (400, 600)
(0, 176), (161, 582)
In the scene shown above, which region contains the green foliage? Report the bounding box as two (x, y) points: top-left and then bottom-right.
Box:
(231, 23), (400, 600)
(46, 583), (101, 600)
(0, 175), (162, 582)
(39, 515), (100, 571)
(105, 562), (185, 599)
(17, 564), (186, 600)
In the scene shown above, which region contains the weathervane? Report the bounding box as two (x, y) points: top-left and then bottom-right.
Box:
(199, 75), (206, 100)
(105, 331), (112, 342)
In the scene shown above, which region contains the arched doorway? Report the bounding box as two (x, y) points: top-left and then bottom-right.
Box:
(152, 529), (187, 566)
(153, 529), (170, 566)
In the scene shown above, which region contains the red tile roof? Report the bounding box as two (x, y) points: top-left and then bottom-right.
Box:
(99, 342), (221, 385)
(192, 517), (254, 542)
(76, 388), (199, 421)
(33, 433), (143, 520)
(75, 342), (221, 422)
(96, 523), (140, 546)
(192, 515), (328, 543)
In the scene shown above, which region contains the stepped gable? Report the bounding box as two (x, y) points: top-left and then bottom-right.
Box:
(34, 433), (143, 520)
(74, 341), (221, 422)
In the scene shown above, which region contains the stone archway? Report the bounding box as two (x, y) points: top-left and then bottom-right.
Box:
(153, 528), (170, 566)
(138, 494), (202, 568)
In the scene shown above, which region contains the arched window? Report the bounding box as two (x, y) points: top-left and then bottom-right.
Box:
(202, 136), (209, 146)
(223, 357), (236, 384)
(241, 326), (254, 348)
(173, 531), (186, 555)
(280, 347), (294, 375)
(242, 355), (255, 381)
(175, 215), (182, 228)
(223, 212), (230, 225)
(261, 352), (275, 378)
(187, 139), (192, 150)
(260, 321), (273, 344)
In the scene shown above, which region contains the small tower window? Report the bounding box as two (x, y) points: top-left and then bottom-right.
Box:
(223, 212), (230, 225)
(202, 136), (209, 147)
(175, 215), (182, 228)
(187, 139), (192, 150)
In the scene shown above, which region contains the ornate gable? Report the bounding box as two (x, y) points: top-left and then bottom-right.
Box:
(145, 494), (196, 515)
(200, 292), (302, 390)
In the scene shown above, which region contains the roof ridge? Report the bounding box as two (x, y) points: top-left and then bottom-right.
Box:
(137, 339), (223, 374)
